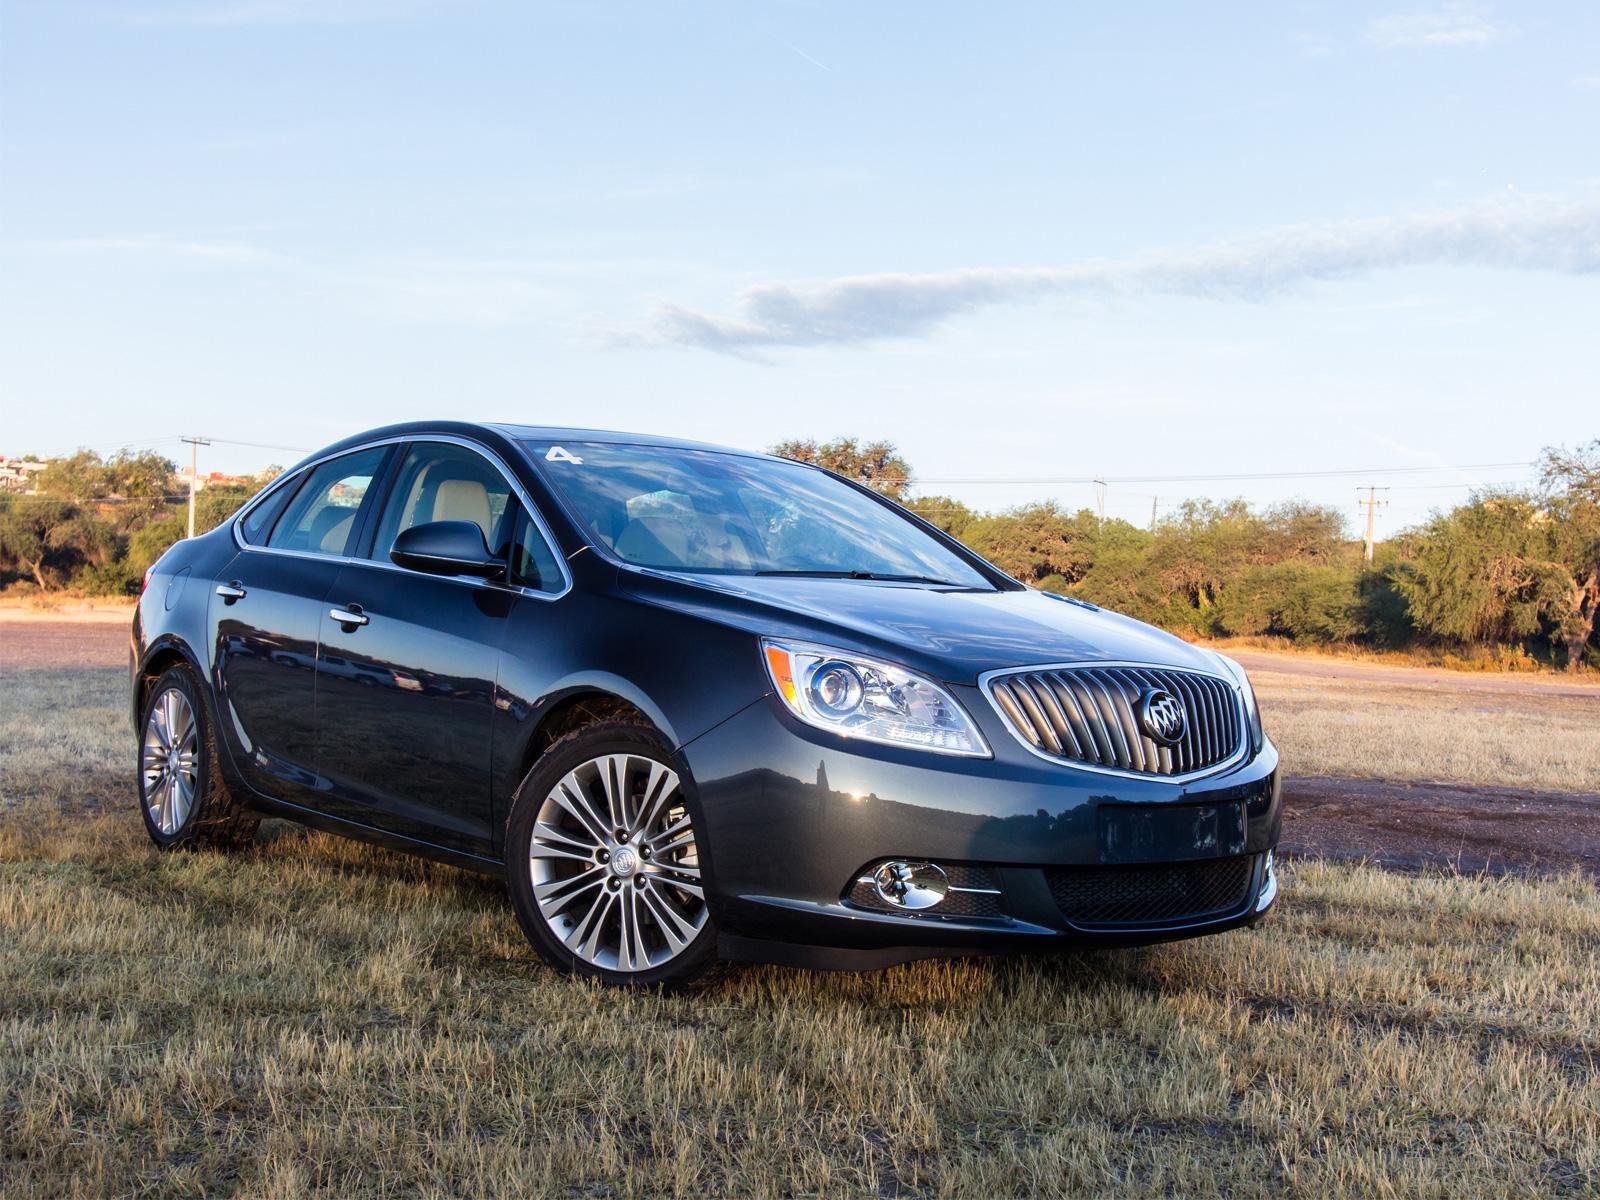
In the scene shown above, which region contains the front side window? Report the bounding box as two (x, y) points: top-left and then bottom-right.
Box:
(370, 442), (512, 563)
(370, 441), (564, 593)
(524, 440), (991, 588)
(266, 447), (387, 556)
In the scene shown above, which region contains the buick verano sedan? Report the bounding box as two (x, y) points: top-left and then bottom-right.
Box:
(133, 421), (1280, 986)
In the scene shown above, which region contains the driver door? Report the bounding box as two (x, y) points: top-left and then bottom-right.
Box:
(313, 440), (556, 857)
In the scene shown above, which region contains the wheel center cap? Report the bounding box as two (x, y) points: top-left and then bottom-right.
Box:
(610, 846), (638, 877)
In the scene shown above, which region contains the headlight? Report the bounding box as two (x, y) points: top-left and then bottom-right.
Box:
(1211, 652), (1265, 755)
(761, 639), (990, 758)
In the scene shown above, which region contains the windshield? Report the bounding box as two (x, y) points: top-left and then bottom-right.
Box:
(524, 440), (992, 588)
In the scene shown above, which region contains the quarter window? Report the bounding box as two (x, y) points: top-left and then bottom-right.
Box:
(238, 476), (299, 545)
(265, 447), (387, 557)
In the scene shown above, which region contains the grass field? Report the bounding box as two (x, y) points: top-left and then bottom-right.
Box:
(3, 663), (1598, 1197)
(1252, 670), (1600, 793)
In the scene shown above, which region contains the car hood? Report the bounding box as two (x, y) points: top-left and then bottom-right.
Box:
(616, 568), (1221, 684)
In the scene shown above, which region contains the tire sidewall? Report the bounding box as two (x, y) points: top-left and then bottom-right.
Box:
(137, 665), (212, 848)
(505, 722), (719, 987)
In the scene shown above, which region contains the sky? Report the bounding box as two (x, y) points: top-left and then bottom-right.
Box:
(2, 0), (1597, 535)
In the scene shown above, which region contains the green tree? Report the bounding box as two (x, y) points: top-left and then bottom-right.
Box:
(770, 437), (914, 500)
(961, 503), (1100, 586)
(904, 494), (979, 539)
(1216, 562), (1367, 643)
(1536, 440), (1600, 671)
(125, 517), (186, 579)
(1393, 494), (1551, 648)
(0, 496), (117, 589)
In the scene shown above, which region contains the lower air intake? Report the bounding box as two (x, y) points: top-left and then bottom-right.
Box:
(1046, 856), (1254, 929)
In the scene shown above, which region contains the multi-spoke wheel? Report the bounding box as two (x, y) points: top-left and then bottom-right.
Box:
(506, 721), (717, 986)
(142, 685), (198, 835)
(137, 665), (259, 851)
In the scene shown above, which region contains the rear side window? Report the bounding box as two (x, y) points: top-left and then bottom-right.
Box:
(266, 447), (387, 557)
(237, 477), (299, 545)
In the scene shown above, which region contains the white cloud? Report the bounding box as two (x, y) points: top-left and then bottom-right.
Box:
(1367, 2), (1507, 49)
(1573, 75), (1600, 91)
(625, 192), (1600, 355)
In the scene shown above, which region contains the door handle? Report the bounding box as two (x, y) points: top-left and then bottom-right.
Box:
(329, 605), (369, 627)
(215, 582), (247, 602)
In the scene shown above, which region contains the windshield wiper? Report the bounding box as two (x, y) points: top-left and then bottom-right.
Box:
(755, 569), (969, 587)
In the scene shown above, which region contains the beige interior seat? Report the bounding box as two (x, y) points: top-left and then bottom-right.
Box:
(433, 478), (492, 540)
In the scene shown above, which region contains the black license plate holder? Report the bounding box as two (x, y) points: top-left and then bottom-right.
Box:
(1098, 802), (1247, 864)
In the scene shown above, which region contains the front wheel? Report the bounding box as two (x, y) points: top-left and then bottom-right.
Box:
(505, 721), (718, 987)
(138, 665), (258, 851)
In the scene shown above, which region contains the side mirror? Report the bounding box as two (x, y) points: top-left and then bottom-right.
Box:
(390, 520), (506, 579)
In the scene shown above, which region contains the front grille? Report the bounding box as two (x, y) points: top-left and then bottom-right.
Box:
(1046, 856), (1254, 929)
(845, 864), (1006, 919)
(986, 664), (1244, 777)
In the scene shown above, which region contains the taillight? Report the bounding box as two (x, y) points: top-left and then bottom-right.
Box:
(141, 566), (155, 596)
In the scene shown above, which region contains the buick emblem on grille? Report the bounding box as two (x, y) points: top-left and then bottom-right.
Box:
(1138, 688), (1186, 745)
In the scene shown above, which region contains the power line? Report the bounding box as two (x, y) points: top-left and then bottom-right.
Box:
(205, 437), (313, 453)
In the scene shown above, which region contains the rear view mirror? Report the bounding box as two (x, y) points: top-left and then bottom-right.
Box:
(390, 520), (506, 579)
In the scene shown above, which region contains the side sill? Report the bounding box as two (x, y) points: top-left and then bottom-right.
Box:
(246, 793), (506, 877)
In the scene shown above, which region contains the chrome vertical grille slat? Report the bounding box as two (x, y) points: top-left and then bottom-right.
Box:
(982, 663), (1248, 779)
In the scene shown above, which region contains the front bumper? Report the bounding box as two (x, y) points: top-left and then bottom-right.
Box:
(680, 689), (1281, 969)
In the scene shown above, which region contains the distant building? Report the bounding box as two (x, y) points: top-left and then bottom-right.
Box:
(0, 458), (48, 492)
(174, 468), (255, 492)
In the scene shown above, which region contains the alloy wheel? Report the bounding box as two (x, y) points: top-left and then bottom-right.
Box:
(142, 687), (199, 836)
(528, 753), (707, 973)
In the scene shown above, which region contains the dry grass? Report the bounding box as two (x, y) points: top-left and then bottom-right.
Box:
(1254, 671), (1600, 792)
(3, 667), (1598, 1198)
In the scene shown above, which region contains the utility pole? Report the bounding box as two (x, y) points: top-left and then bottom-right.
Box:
(1149, 495), (1158, 533)
(182, 437), (211, 538)
(1357, 486), (1389, 564)
(1093, 478), (1107, 531)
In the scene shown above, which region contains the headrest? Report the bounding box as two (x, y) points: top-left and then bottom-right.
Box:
(433, 479), (492, 537)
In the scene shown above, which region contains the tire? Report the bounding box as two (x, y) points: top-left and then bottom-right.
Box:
(138, 665), (259, 852)
(505, 720), (719, 988)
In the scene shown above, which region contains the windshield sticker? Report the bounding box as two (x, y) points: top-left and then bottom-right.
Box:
(545, 446), (583, 465)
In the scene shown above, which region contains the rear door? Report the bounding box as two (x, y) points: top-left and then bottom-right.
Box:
(211, 445), (390, 803)
(313, 439), (565, 856)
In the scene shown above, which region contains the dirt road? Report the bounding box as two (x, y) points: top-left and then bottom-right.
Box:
(1281, 775), (1599, 877)
(1, 616), (129, 670)
(1228, 647), (1600, 699)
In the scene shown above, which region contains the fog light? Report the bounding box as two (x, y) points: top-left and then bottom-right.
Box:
(872, 860), (949, 910)
(1256, 850), (1278, 913)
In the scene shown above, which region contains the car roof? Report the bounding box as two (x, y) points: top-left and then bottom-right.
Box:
(297, 420), (786, 474)
(484, 422), (772, 460)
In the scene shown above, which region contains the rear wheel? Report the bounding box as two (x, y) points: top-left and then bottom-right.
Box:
(138, 665), (258, 851)
(505, 721), (717, 987)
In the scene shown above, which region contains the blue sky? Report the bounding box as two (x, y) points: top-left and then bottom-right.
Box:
(2, 0), (1597, 532)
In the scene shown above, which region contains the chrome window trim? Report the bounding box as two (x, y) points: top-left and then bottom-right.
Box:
(976, 659), (1251, 784)
(228, 433), (573, 603)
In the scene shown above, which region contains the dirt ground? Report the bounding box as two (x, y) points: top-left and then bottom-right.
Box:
(1226, 647), (1600, 699)
(0, 614), (129, 671)
(5, 617), (1596, 878)
(1280, 775), (1599, 877)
